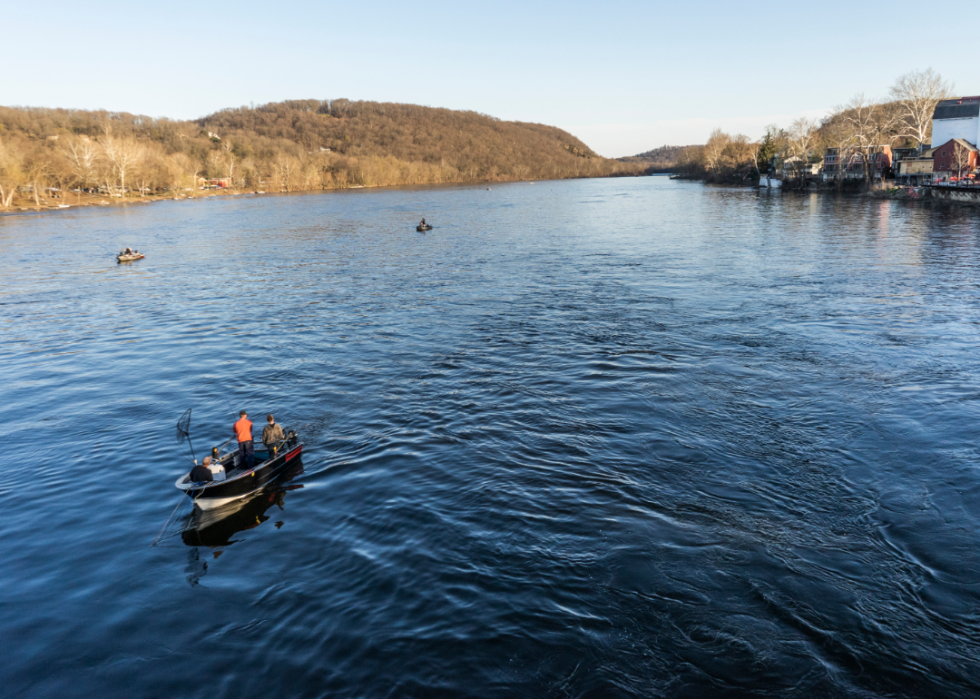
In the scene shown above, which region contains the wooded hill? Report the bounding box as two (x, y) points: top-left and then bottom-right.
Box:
(0, 100), (642, 208)
(618, 145), (692, 172)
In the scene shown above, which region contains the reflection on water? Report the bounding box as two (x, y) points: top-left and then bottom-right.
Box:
(181, 462), (305, 548)
(1, 180), (980, 698)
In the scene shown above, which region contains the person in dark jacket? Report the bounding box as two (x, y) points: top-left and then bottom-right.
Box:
(262, 414), (285, 457)
(190, 460), (213, 483)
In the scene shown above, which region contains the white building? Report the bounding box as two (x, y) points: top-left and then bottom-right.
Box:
(931, 97), (980, 148)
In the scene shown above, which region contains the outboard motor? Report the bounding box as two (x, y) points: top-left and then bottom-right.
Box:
(287, 430), (298, 448)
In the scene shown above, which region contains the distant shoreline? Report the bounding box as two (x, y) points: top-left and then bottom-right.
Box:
(0, 173), (657, 218)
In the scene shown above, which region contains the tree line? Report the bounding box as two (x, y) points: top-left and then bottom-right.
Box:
(0, 100), (643, 208)
(669, 69), (954, 187)
(618, 145), (694, 173)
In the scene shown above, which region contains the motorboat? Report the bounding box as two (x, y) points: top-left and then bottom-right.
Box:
(181, 462), (304, 546)
(175, 431), (303, 510)
(417, 224), (433, 232)
(117, 250), (145, 262)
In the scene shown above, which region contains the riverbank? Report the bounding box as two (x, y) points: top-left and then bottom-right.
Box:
(880, 185), (980, 207)
(0, 182), (475, 216)
(750, 176), (980, 210)
(2, 188), (249, 215)
(1, 171), (656, 218)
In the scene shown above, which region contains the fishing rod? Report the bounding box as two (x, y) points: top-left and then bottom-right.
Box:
(212, 438), (234, 458)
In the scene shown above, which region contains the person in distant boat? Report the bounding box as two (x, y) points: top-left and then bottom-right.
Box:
(262, 414), (285, 457)
(190, 459), (213, 483)
(204, 455), (226, 481)
(125, 247), (133, 254)
(234, 410), (254, 469)
(420, 218), (426, 227)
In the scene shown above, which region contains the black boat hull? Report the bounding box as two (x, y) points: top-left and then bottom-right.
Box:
(181, 462), (305, 546)
(176, 443), (304, 509)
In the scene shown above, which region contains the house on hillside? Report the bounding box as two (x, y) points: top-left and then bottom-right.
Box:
(932, 139), (979, 183)
(822, 146), (892, 182)
(931, 97), (980, 147)
(822, 148), (849, 181)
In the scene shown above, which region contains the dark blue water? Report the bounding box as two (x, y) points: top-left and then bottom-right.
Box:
(2, 179), (980, 698)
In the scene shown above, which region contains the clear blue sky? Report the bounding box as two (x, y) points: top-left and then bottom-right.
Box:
(3, 0), (975, 157)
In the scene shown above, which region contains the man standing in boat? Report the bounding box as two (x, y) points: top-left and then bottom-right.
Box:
(262, 414), (285, 457)
(233, 410), (254, 469)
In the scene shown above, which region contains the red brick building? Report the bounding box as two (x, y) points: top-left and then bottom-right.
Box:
(932, 138), (979, 180)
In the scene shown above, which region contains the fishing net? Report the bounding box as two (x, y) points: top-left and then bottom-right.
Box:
(176, 408), (196, 462)
(176, 408), (192, 444)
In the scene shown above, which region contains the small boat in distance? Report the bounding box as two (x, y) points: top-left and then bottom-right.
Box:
(175, 431), (303, 510)
(117, 248), (144, 262)
(417, 224), (433, 232)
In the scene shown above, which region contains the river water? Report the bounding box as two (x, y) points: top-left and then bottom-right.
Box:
(2, 179), (979, 698)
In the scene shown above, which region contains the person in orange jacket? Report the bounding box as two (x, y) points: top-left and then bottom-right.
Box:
(233, 410), (254, 469)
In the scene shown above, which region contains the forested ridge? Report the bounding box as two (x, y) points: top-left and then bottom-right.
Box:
(0, 99), (642, 208)
(618, 145), (693, 172)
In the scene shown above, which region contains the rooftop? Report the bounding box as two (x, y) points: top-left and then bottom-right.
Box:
(946, 138), (978, 152)
(933, 97), (980, 120)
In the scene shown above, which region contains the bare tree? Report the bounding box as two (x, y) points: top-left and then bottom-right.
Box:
(890, 69), (955, 148)
(741, 139), (761, 182)
(100, 123), (142, 196)
(702, 129), (728, 174)
(206, 150), (224, 179)
(0, 137), (24, 208)
(133, 150), (162, 196)
(951, 142), (973, 182)
(722, 134), (757, 181)
(24, 146), (51, 207)
(60, 135), (100, 202)
(164, 152), (194, 195)
(237, 157), (258, 188)
(822, 111), (858, 191)
(222, 141), (236, 184)
(787, 117), (819, 184)
(48, 153), (74, 204)
(275, 152), (299, 191)
(840, 95), (896, 186)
